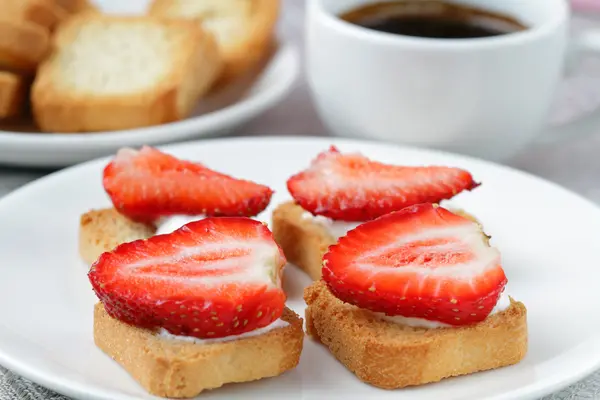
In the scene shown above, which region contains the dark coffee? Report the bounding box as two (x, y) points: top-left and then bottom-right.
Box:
(340, 1), (527, 39)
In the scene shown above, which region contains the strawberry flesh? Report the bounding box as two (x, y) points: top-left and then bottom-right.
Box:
(287, 146), (479, 222)
(103, 146), (273, 223)
(88, 217), (287, 339)
(322, 203), (507, 326)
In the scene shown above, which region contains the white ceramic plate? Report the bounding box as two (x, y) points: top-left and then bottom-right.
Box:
(0, 0), (299, 168)
(0, 137), (599, 400)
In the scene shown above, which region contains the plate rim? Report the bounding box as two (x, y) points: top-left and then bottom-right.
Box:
(1, 135), (599, 400)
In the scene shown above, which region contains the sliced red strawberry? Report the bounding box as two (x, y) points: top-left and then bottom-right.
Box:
(103, 146), (273, 223)
(322, 203), (507, 326)
(287, 146), (479, 222)
(88, 217), (287, 339)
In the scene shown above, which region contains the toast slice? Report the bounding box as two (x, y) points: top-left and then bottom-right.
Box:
(54, 0), (97, 14)
(32, 14), (222, 133)
(272, 201), (481, 281)
(1, 0), (68, 31)
(0, 19), (50, 73)
(94, 302), (304, 398)
(0, 71), (28, 118)
(272, 201), (335, 281)
(304, 280), (528, 389)
(79, 208), (156, 265)
(149, 0), (279, 84)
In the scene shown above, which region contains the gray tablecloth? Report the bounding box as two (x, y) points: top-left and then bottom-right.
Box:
(2, 2), (600, 399)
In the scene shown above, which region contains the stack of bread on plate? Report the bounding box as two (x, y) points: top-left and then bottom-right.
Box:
(0, 0), (279, 133)
(0, 0), (94, 120)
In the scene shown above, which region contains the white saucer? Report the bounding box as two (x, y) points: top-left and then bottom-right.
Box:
(0, 0), (299, 168)
(0, 137), (599, 400)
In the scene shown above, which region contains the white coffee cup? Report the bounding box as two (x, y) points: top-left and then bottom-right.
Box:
(306, 0), (600, 161)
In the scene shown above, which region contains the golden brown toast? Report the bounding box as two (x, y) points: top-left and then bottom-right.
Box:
(148, 0), (279, 85)
(1, 0), (68, 31)
(0, 71), (28, 118)
(54, 0), (97, 14)
(94, 303), (304, 398)
(272, 201), (335, 281)
(304, 280), (528, 389)
(32, 14), (222, 132)
(0, 19), (50, 73)
(79, 208), (155, 265)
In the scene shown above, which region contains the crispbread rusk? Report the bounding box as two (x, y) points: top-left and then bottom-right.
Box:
(0, 19), (50, 73)
(304, 280), (528, 389)
(79, 208), (155, 265)
(272, 201), (482, 281)
(54, 0), (97, 14)
(1, 0), (68, 31)
(94, 302), (304, 398)
(0, 71), (28, 118)
(272, 201), (335, 281)
(32, 14), (222, 133)
(149, 0), (279, 84)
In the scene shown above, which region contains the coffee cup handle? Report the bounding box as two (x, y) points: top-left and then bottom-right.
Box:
(538, 29), (600, 144)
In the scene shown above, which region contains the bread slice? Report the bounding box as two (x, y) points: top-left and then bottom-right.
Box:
(272, 201), (335, 281)
(1, 0), (68, 31)
(272, 201), (482, 281)
(0, 19), (50, 73)
(32, 14), (222, 133)
(0, 71), (28, 118)
(79, 208), (156, 265)
(304, 280), (528, 389)
(149, 0), (279, 85)
(94, 302), (304, 398)
(53, 0), (97, 14)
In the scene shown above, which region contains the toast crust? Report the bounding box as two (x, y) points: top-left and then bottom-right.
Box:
(216, 0), (280, 85)
(54, 0), (97, 14)
(32, 14), (222, 133)
(272, 201), (335, 281)
(149, 0), (279, 85)
(0, 19), (50, 73)
(79, 208), (156, 265)
(94, 303), (304, 398)
(0, 72), (28, 118)
(304, 280), (528, 389)
(3, 0), (68, 31)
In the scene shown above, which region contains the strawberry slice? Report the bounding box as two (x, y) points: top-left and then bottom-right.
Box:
(287, 146), (479, 222)
(103, 146), (273, 223)
(322, 203), (507, 326)
(88, 217), (287, 339)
